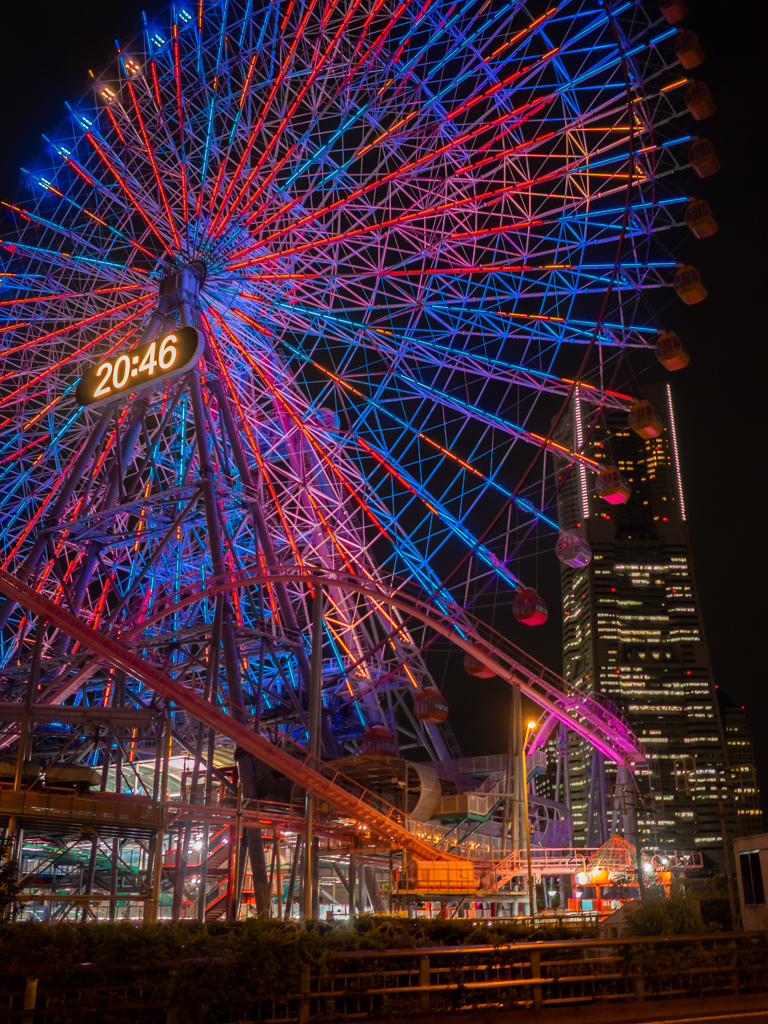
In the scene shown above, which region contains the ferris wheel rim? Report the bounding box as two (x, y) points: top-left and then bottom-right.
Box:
(0, 0), (688, 764)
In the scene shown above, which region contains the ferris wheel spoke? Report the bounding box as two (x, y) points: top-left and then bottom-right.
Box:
(0, 310), (151, 416)
(202, 313), (317, 588)
(209, 0), (326, 235)
(208, 305), (397, 547)
(269, 86), (616, 248)
(238, 90), (556, 250)
(268, 312), (608, 467)
(0, 295), (149, 360)
(82, 133), (176, 260)
(250, 0), (519, 221)
(279, 337), (614, 529)
(0, 283), (147, 312)
(228, 135), (647, 273)
(339, 10), (654, 197)
(0, 237), (152, 283)
(357, 435), (524, 588)
(119, 81), (183, 251)
(24, 168), (160, 261)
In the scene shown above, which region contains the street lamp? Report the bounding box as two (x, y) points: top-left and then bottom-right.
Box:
(522, 719), (536, 918)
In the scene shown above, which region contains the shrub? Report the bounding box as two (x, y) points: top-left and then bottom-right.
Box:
(624, 883), (705, 937)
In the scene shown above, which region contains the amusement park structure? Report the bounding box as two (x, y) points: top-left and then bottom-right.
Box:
(0, 0), (718, 920)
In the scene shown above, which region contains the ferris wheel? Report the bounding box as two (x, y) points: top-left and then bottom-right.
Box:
(0, 0), (692, 766)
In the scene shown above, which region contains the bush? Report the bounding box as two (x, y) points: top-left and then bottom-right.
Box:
(0, 914), (596, 973)
(0, 916), (600, 1022)
(0, 837), (20, 916)
(624, 883), (705, 937)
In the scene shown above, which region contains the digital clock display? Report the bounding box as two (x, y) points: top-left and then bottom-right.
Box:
(76, 326), (200, 408)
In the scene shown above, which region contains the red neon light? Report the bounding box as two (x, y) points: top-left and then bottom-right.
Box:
(0, 284), (145, 308)
(0, 433), (51, 466)
(209, 0), (323, 235)
(200, 310), (310, 596)
(126, 80), (182, 250)
(151, 60), (163, 109)
(0, 307), (151, 411)
(0, 295), (149, 366)
(85, 133), (175, 259)
(65, 158), (96, 186)
(104, 105), (126, 144)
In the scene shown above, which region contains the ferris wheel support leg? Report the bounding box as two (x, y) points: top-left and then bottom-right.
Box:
(189, 366), (273, 916)
(0, 292), (170, 635)
(304, 588), (323, 920)
(211, 374), (338, 758)
(51, 398), (149, 658)
(0, 405), (113, 631)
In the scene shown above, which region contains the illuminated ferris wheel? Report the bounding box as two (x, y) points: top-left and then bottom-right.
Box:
(0, 0), (695, 764)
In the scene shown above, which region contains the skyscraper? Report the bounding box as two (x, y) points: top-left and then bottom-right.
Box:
(556, 382), (738, 856)
(719, 691), (763, 833)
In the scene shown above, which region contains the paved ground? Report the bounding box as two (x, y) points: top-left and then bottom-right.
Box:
(373, 992), (768, 1024)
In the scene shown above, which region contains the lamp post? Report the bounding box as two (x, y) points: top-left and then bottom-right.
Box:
(522, 720), (537, 918)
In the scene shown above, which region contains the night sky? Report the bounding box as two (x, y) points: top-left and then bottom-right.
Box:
(1, 3), (766, 798)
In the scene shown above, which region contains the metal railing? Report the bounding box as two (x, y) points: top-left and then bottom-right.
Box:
(3, 931), (768, 1022)
(301, 932), (768, 1020)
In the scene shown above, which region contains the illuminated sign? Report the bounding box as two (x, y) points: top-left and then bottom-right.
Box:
(76, 326), (200, 408)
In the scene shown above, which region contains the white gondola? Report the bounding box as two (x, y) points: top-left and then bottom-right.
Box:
(556, 530), (592, 568)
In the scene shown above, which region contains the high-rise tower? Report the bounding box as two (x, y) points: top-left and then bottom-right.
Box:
(556, 382), (737, 856)
(719, 691), (763, 833)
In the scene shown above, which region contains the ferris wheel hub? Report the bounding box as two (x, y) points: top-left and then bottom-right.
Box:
(185, 260), (208, 286)
(158, 262), (208, 313)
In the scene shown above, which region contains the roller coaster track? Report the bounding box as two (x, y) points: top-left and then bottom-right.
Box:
(121, 568), (646, 768)
(0, 567), (644, 864)
(0, 569), (457, 862)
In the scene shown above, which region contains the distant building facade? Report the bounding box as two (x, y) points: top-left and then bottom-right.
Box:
(719, 692), (763, 833)
(556, 382), (745, 856)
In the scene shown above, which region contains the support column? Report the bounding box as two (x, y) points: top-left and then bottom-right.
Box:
(198, 725), (216, 923)
(364, 867), (385, 913)
(616, 762), (643, 900)
(348, 853), (357, 918)
(388, 849), (394, 914)
(230, 781), (244, 921)
(358, 863), (366, 914)
(148, 714), (172, 924)
(586, 750), (608, 848)
(304, 589), (322, 921)
(189, 362), (272, 916)
(173, 711), (207, 922)
(502, 687), (525, 856)
(5, 619), (45, 874)
(284, 834), (302, 920)
(311, 838), (320, 919)
(274, 833), (282, 920)
(81, 834), (99, 922)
